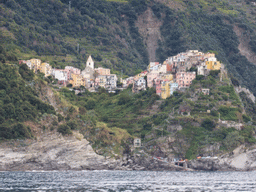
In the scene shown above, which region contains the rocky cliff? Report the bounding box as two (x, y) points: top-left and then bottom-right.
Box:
(2, 131), (256, 171)
(0, 131), (118, 171)
(0, 131), (191, 171)
(188, 145), (256, 171)
(136, 8), (162, 62)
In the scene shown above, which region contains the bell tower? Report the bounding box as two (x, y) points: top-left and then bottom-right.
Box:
(86, 55), (94, 70)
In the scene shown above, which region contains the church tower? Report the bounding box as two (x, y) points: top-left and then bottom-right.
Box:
(86, 55), (94, 70)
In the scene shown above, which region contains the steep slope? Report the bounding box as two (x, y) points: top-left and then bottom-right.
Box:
(233, 24), (256, 64)
(152, 0), (256, 95)
(0, 62), (55, 139)
(0, 0), (149, 75)
(2, 0), (256, 95)
(136, 7), (162, 62)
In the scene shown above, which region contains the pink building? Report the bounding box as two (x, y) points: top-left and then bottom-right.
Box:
(153, 78), (162, 96)
(65, 66), (81, 80)
(176, 72), (196, 88)
(147, 72), (159, 88)
(125, 77), (134, 87)
(19, 60), (27, 65)
(94, 77), (100, 87)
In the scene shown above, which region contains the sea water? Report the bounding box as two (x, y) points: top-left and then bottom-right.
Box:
(0, 170), (255, 191)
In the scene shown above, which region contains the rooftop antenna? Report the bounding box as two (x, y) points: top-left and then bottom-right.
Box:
(69, 1), (71, 12)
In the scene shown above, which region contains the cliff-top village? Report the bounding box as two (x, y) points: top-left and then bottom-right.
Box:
(19, 50), (222, 100)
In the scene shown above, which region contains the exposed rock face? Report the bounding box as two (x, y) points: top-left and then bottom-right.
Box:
(121, 153), (191, 171)
(188, 145), (256, 171)
(136, 8), (162, 62)
(233, 25), (256, 65)
(0, 132), (118, 171)
(235, 86), (255, 103)
(1, 131), (256, 171)
(0, 131), (190, 171)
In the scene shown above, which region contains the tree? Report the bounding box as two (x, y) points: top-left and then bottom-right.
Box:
(201, 118), (215, 131)
(67, 83), (73, 88)
(86, 98), (96, 110)
(3, 103), (15, 119)
(67, 120), (78, 130)
(19, 64), (34, 81)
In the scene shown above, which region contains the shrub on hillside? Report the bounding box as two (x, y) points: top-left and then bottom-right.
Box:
(201, 118), (215, 131)
(86, 99), (96, 110)
(57, 124), (72, 135)
(57, 114), (64, 122)
(209, 70), (220, 78)
(118, 94), (131, 105)
(223, 131), (244, 151)
(19, 64), (34, 81)
(242, 114), (251, 123)
(67, 120), (78, 130)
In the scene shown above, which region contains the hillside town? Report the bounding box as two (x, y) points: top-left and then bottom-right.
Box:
(19, 50), (222, 99)
(128, 50), (222, 99)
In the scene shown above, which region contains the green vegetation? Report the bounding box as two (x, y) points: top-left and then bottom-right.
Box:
(0, 0), (149, 75)
(2, 0), (256, 93)
(57, 124), (72, 135)
(153, 0), (256, 96)
(1, 0), (256, 160)
(0, 61), (56, 140)
(61, 86), (159, 136)
(158, 71), (256, 159)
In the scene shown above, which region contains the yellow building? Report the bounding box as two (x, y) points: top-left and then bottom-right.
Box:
(161, 74), (173, 81)
(40, 63), (52, 77)
(69, 74), (85, 87)
(206, 61), (221, 70)
(30, 59), (42, 73)
(161, 80), (170, 99)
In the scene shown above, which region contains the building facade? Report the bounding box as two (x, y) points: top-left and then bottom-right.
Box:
(40, 63), (52, 77)
(176, 72), (196, 88)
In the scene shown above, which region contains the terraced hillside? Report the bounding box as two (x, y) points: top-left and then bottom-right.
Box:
(2, 0), (256, 94)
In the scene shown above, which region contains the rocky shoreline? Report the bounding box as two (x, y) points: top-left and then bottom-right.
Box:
(0, 132), (256, 172)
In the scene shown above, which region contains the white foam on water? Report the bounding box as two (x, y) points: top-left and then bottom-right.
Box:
(1, 171), (256, 191)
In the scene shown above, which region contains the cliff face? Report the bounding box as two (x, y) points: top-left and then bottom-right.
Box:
(233, 25), (256, 65)
(188, 145), (256, 171)
(2, 131), (255, 171)
(0, 131), (118, 171)
(0, 130), (191, 171)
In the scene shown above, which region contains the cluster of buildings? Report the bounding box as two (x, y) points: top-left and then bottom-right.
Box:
(19, 50), (222, 99)
(122, 50), (221, 99)
(19, 56), (117, 91)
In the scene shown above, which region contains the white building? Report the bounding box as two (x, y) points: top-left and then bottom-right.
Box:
(86, 55), (94, 70)
(26, 60), (33, 70)
(106, 74), (117, 89)
(52, 69), (68, 81)
(197, 62), (208, 76)
(170, 82), (179, 95)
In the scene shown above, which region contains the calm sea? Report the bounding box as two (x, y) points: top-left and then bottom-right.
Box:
(0, 170), (255, 191)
